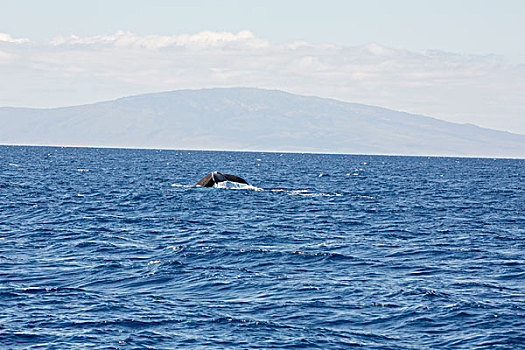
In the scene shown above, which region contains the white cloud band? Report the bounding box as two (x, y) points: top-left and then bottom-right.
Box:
(0, 33), (29, 43)
(50, 30), (269, 49)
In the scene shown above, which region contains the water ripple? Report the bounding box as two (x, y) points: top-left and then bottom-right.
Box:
(1, 146), (524, 348)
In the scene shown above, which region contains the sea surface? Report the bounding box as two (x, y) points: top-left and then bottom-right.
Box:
(1, 145), (524, 349)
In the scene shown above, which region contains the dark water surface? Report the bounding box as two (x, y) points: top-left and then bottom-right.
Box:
(1, 145), (524, 349)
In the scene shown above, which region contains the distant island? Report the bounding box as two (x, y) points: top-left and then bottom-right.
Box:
(1, 87), (524, 158)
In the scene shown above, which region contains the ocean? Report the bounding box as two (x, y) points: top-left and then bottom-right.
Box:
(1, 145), (524, 349)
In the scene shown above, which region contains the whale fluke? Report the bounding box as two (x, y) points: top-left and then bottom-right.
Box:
(196, 171), (249, 187)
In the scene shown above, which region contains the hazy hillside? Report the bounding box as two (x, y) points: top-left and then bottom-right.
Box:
(1, 88), (524, 157)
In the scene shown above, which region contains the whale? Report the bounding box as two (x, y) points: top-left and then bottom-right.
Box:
(196, 171), (249, 187)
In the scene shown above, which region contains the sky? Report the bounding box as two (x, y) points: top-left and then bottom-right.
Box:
(1, 0), (524, 133)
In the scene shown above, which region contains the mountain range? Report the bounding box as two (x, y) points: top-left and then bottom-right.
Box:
(1, 87), (524, 157)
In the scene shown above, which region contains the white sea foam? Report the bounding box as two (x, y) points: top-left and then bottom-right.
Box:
(171, 183), (194, 188)
(271, 189), (342, 197)
(175, 181), (340, 196)
(213, 181), (263, 191)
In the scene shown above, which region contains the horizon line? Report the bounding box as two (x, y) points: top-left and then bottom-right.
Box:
(1, 143), (523, 160)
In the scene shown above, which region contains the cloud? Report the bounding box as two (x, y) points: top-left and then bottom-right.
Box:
(0, 33), (29, 43)
(50, 30), (269, 49)
(0, 30), (524, 134)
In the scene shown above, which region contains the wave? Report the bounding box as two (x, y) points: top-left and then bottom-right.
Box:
(171, 181), (342, 197)
(213, 181), (263, 191)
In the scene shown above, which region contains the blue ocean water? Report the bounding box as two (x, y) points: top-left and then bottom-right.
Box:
(1, 145), (524, 349)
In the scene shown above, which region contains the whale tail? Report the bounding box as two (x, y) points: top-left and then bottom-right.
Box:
(222, 173), (249, 185)
(196, 172), (249, 187)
